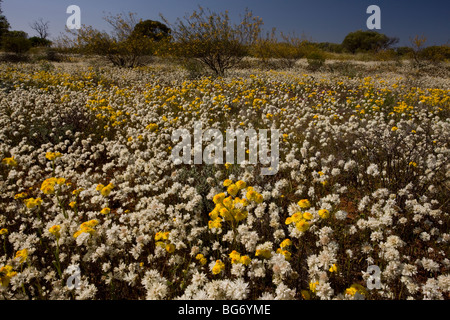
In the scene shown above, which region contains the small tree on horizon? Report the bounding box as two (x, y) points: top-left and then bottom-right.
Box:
(162, 6), (263, 76)
(29, 18), (50, 40)
(0, 0), (11, 48)
(68, 12), (163, 67)
(342, 30), (399, 54)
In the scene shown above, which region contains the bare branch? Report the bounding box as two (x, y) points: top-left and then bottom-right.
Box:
(29, 18), (50, 39)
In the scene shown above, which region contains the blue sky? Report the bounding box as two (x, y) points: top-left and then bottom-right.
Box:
(2, 0), (449, 46)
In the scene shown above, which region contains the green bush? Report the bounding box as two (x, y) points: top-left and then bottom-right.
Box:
(29, 36), (52, 47)
(251, 30), (306, 69)
(71, 13), (162, 68)
(342, 30), (398, 54)
(419, 45), (450, 63)
(2, 30), (31, 55)
(163, 7), (263, 76)
(395, 46), (414, 58)
(306, 51), (326, 71)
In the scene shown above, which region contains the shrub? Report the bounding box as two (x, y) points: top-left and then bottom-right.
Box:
(1, 30), (31, 55)
(327, 61), (360, 78)
(71, 13), (163, 68)
(252, 30), (307, 69)
(419, 45), (450, 63)
(163, 7), (263, 76)
(306, 51), (326, 71)
(374, 49), (397, 61)
(29, 36), (52, 47)
(131, 19), (171, 42)
(395, 46), (414, 58)
(342, 30), (398, 54)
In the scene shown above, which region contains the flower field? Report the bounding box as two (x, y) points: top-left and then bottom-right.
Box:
(0, 60), (449, 300)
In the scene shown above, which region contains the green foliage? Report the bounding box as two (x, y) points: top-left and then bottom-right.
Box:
(164, 7), (263, 76)
(419, 45), (450, 63)
(342, 30), (399, 54)
(70, 13), (161, 68)
(316, 42), (343, 53)
(395, 46), (414, 58)
(326, 61), (361, 78)
(131, 20), (171, 42)
(306, 51), (326, 71)
(251, 30), (307, 69)
(29, 36), (52, 47)
(2, 30), (32, 55)
(0, 0), (10, 49)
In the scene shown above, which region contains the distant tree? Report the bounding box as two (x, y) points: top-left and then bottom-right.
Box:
(342, 30), (399, 54)
(131, 19), (171, 42)
(410, 35), (427, 66)
(0, 0), (10, 48)
(30, 18), (50, 40)
(2, 30), (32, 55)
(419, 45), (450, 63)
(29, 36), (52, 47)
(71, 12), (157, 67)
(162, 6), (263, 76)
(395, 46), (414, 57)
(316, 42), (343, 53)
(252, 29), (308, 68)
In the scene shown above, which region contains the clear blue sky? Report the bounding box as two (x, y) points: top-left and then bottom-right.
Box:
(2, 0), (450, 46)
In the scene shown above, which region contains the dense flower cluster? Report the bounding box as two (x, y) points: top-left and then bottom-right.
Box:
(0, 61), (448, 300)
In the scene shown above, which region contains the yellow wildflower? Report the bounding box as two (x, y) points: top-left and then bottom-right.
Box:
(213, 193), (226, 204)
(318, 209), (330, 219)
(280, 239), (292, 248)
(212, 260), (225, 275)
(255, 249), (272, 259)
(254, 193), (264, 204)
(303, 212), (313, 220)
(146, 123), (158, 132)
(276, 248), (292, 261)
(14, 192), (27, 199)
(295, 219), (310, 232)
(346, 283), (367, 296)
(165, 243), (175, 253)
(49, 225), (61, 239)
(235, 180), (246, 189)
(301, 290), (311, 300)
(41, 178), (58, 195)
(208, 217), (222, 229)
(99, 183), (114, 196)
(196, 254), (207, 265)
(15, 249), (28, 263)
(329, 264), (338, 273)
(24, 197), (43, 209)
(45, 152), (62, 161)
(227, 184), (239, 197)
(309, 281), (319, 293)
(298, 199), (311, 209)
(0, 265), (17, 287)
(229, 250), (241, 264)
(2, 156), (17, 167)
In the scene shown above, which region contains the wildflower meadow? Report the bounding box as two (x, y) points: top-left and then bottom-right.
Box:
(0, 58), (448, 300)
